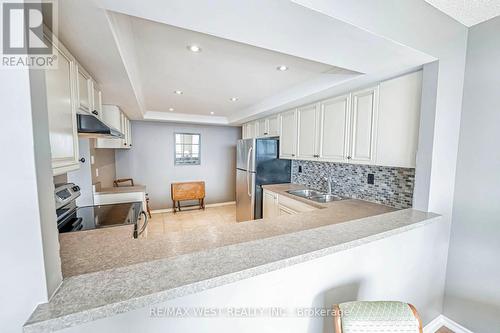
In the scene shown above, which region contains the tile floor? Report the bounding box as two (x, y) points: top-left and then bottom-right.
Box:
(146, 204), (237, 235)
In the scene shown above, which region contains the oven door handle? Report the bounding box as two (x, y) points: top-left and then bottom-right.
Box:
(135, 211), (148, 238)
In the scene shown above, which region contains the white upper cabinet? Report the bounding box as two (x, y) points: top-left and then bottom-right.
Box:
(245, 71), (421, 168)
(318, 94), (350, 162)
(376, 71), (422, 168)
(257, 118), (267, 137)
(242, 121), (257, 139)
(76, 65), (91, 113)
(296, 103), (320, 159)
(45, 34), (79, 175)
(267, 115), (280, 136)
(349, 87), (378, 164)
(91, 82), (102, 120)
(279, 109), (297, 158)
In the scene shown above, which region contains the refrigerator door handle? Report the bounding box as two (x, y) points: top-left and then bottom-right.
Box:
(247, 146), (253, 197)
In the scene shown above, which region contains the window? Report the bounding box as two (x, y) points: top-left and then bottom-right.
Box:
(175, 133), (201, 165)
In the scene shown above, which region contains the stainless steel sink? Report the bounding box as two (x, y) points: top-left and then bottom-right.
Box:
(309, 194), (344, 203)
(286, 189), (346, 203)
(287, 189), (324, 198)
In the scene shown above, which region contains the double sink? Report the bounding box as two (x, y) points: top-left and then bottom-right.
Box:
(286, 189), (345, 203)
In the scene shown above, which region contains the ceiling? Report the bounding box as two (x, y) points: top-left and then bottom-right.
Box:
(55, 0), (435, 125)
(126, 14), (354, 117)
(424, 0), (500, 27)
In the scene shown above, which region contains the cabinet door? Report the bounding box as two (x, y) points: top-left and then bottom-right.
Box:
(244, 122), (256, 139)
(279, 109), (297, 159)
(76, 65), (91, 112)
(92, 84), (102, 120)
(126, 118), (132, 147)
(45, 39), (79, 175)
(257, 118), (268, 137)
(262, 190), (278, 218)
(376, 71), (422, 168)
(349, 87), (378, 164)
(318, 95), (350, 162)
(297, 103), (319, 159)
(267, 115), (279, 136)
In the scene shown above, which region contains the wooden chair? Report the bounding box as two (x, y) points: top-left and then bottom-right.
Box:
(113, 178), (134, 187)
(171, 181), (205, 213)
(333, 301), (423, 333)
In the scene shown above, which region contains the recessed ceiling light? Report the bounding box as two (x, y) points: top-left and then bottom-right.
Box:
(210, 112), (214, 115)
(276, 65), (288, 71)
(187, 44), (202, 53)
(230, 97), (239, 102)
(174, 90), (183, 95)
(168, 107), (174, 112)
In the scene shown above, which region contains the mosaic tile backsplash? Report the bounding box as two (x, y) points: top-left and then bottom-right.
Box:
(291, 160), (415, 209)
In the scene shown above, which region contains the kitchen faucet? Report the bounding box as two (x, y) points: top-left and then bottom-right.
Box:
(324, 175), (333, 194)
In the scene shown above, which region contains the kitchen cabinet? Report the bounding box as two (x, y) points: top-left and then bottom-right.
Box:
(296, 103), (320, 159)
(257, 118), (267, 137)
(318, 94), (350, 162)
(376, 71), (422, 168)
(242, 121), (256, 139)
(76, 65), (92, 113)
(349, 87), (378, 164)
(279, 109), (297, 158)
(263, 189), (316, 218)
(45, 33), (80, 175)
(248, 71), (421, 168)
(91, 82), (103, 120)
(267, 115), (279, 136)
(263, 190), (279, 218)
(95, 105), (129, 149)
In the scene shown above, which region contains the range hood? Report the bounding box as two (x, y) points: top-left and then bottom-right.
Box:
(77, 114), (124, 138)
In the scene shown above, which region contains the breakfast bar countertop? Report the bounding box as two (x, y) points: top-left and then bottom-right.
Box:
(24, 184), (439, 333)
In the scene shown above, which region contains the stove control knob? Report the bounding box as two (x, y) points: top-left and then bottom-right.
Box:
(72, 186), (80, 192)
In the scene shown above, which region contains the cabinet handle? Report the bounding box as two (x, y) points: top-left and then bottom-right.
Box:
(347, 156), (352, 160)
(313, 154), (319, 158)
(264, 132), (268, 135)
(291, 154), (295, 157)
(124, 142), (127, 146)
(92, 110), (99, 116)
(79, 157), (86, 163)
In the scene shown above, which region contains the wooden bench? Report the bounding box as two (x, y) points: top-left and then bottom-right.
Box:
(171, 181), (205, 213)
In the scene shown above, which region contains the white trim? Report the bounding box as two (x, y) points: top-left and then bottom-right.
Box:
(151, 201), (235, 214)
(424, 315), (475, 333)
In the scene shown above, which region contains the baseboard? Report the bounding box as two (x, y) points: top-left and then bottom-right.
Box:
(424, 314), (474, 333)
(151, 201), (235, 214)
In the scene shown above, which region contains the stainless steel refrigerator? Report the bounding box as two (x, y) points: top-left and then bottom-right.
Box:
(236, 138), (291, 222)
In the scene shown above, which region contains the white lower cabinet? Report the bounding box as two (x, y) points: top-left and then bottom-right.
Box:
(45, 33), (80, 176)
(263, 190), (316, 218)
(262, 190), (279, 218)
(279, 109), (297, 158)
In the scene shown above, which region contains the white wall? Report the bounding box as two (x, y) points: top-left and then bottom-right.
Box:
(444, 16), (500, 333)
(0, 66), (49, 330)
(60, 218), (448, 332)
(115, 121), (240, 210)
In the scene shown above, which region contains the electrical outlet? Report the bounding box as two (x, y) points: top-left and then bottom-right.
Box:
(95, 168), (99, 177)
(90, 155), (95, 165)
(298, 165), (303, 173)
(367, 173), (375, 185)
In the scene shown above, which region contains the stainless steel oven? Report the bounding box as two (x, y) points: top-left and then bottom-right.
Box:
(55, 183), (148, 238)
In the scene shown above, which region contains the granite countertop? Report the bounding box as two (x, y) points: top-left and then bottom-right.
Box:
(94, 184), (146, 194)
(24, 205), (440, 332)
